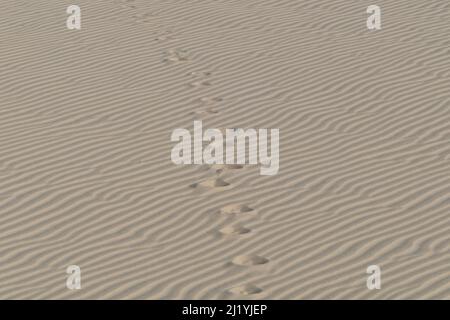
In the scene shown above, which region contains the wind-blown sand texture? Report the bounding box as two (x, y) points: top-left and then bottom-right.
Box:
(0, 0), (449, 299)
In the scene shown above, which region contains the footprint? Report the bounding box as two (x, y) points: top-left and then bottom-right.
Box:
(155, 31), (173, 42)
(188, 71), (212, 77)
(210, 164), (244, 174)
(192, 108), (220, 117)
(163, 49), (190, 63)
(219, 224), (251, 236)
(132, 12), (152, 23)
(228, 284), (263, 296)
(187, 71), (213, 87)
(191, 97), (223, 118)
(190, 177), (231, 189)
(232, 255), (269, 266)
(120, 0), (136, 9)
(188, 80), (212, 88)
(198, 97), (223, 104)
(220, 204), (254, 215)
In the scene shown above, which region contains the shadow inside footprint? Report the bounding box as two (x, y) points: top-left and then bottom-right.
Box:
(219, 224), (251, 236)
(220, 204), (254, 215)
(228, 284), (263, 296)
(190, 177), (231, 189)
(209, 164), (244, 174)
(232, 255), (269, 266)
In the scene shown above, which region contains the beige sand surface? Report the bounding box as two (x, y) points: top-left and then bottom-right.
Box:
(0, 0), (449, 299)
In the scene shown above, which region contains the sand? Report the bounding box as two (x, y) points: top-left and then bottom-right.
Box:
(0, 0), (449, 299)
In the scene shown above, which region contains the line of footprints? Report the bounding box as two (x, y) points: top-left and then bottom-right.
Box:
(64, 1), (383, 295)
(160, 30), (268, 296)
(163, 50), (240, 190)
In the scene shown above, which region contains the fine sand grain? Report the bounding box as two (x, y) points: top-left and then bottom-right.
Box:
(0, 0), (449, 299)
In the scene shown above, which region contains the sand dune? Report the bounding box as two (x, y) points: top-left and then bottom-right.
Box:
(0, 0), (449, 299)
